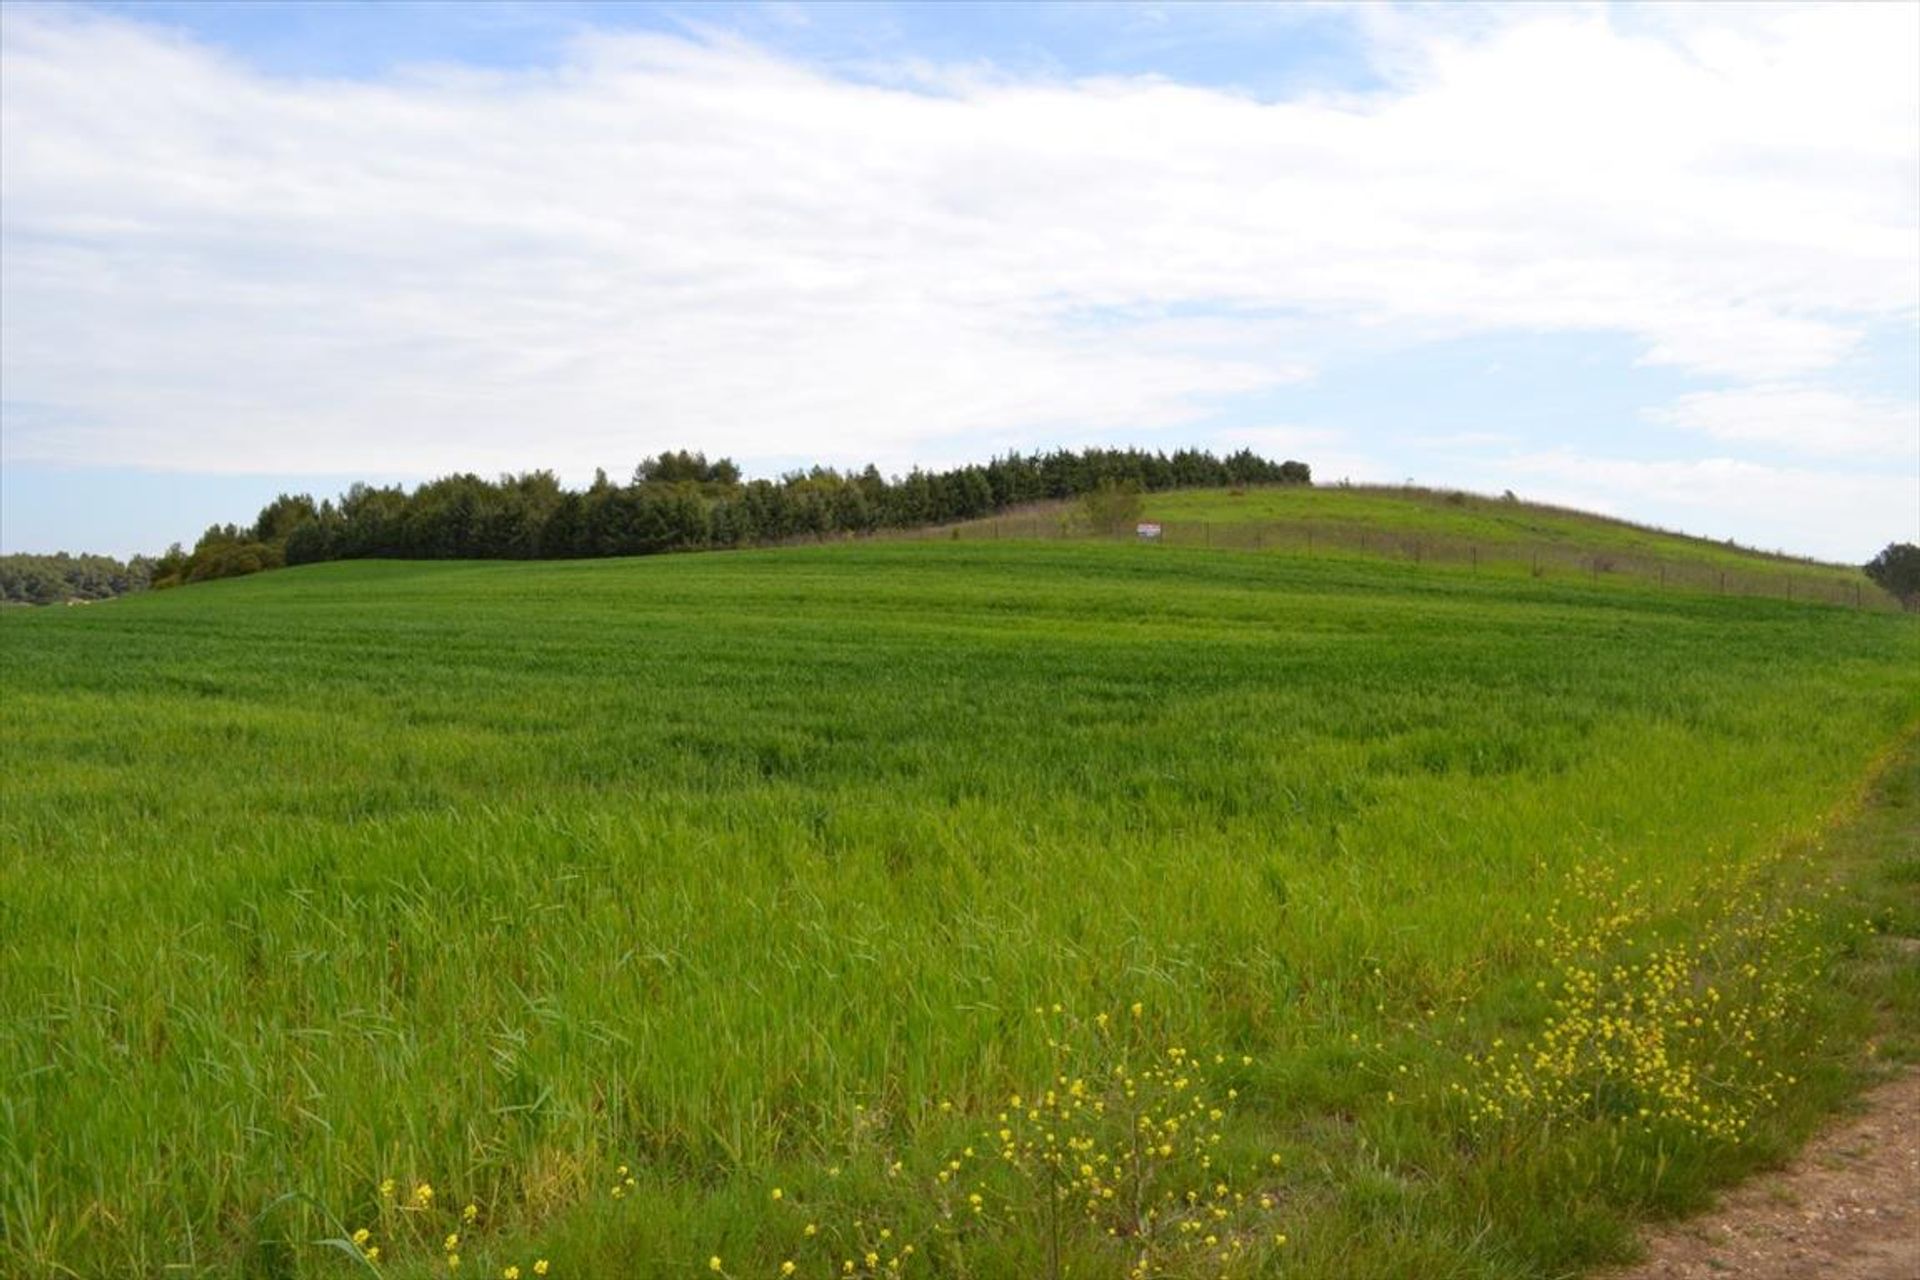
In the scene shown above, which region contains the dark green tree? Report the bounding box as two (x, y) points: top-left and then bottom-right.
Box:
(1864, 542), (1920, 610)
(251, 493), (319, 543)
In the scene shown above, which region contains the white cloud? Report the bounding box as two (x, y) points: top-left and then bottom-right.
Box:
(1209, 424), (1381, 486)
(0, 3), (1915, 483)
(1650, 384), (1920, 460)
(1407, 430), (1522, 450)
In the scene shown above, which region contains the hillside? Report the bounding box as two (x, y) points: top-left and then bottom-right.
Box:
(3, 542), (1916, 1279)
(1144, 485), (1852, 570)
(939, 485), (1875, 608)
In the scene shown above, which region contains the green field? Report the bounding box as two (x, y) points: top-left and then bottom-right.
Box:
(3, 538), (1917, 1279)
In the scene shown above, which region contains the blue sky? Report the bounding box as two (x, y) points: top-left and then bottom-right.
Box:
(3, 1), (1916, 560)
(88, 2), (1387, 92)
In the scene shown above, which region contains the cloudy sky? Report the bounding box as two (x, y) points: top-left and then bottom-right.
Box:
(2, 1), (1915, 560)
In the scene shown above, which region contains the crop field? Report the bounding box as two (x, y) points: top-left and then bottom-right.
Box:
(3, 538), (1917, 1279)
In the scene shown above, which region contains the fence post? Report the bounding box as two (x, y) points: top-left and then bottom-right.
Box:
(1470, 546), (1478, 572)
(1205, 522), (1211, 548)
(1719, 570), (1726, 594)
(1531, 550), (1539, 578)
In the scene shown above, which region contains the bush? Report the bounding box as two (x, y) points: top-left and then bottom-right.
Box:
(1080, 479), (1144, 535)
(1864, 542), (1920, 610)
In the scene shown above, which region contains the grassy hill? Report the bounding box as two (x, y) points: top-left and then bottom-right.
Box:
(1144, 485), (1852, 571)
(3, 539), (1916, 1279)
(937, 485), (1875, 608)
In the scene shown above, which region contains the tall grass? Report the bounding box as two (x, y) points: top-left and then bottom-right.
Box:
(1, 541), (1915, 1277)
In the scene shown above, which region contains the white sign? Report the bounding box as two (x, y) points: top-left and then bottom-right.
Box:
(1136, 523), (1162, 540)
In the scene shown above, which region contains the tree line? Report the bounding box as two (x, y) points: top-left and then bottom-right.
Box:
(24, 442), (1908, 607)
(0, 552), (155, 605)
(147, 447), (1311, 587)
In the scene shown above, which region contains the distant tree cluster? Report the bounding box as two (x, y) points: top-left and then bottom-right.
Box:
(127, 447), (1304, 585)
(0, 552), (154, 605)
(145, 492), (318, 589)
(1864, 542), (1920, 611)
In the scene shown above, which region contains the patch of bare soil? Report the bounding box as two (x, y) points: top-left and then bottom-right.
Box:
(1610, 1069), (1920, 1280)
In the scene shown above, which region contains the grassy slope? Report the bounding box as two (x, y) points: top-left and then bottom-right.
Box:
(1138, 486), (1868, 594)
(1, 541), (1916, 1278)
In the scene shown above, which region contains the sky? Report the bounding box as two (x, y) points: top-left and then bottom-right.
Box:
(1, 1), (1916, 562)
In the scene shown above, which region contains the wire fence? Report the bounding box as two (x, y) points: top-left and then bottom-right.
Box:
(863, 510), (1886, 612)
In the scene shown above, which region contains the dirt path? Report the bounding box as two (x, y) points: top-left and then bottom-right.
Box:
(1610, 1069), (1920, 1280)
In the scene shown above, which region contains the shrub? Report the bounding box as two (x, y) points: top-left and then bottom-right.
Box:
(1864, 542), (1920, 610)
(1081, 480), (1144, 536)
